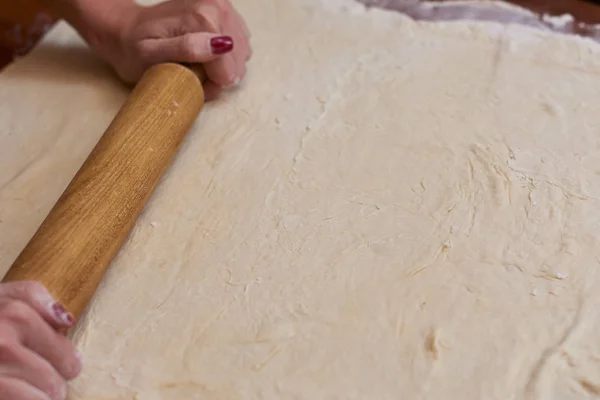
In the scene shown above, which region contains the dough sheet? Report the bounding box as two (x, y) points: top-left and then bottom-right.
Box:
(2, 0), (600, 398)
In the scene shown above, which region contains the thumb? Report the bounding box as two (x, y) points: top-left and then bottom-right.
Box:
(137, 33), (234, 65)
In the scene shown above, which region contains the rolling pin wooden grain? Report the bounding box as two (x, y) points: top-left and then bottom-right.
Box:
(2, 62), (206, 319)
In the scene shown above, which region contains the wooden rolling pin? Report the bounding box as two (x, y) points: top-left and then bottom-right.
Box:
(2, 63), (206, 319)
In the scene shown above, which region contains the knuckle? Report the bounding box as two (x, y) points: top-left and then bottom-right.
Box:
(0, 280), (46, 299)
(191, 3), (221, 31)
(3, 300), (34, 325)
(180, 34), (198, 59)
(133, 41), (151, 61)
(0, 335), (21, 362)
(20, 280), (46, 296)
(213, 0), (229, 15)
(191, 3), (207, 17)
(0, 377), (22, 398)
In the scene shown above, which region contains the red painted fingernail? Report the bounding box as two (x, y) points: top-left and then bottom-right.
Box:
(52, 303), (74, 326)
(211, 36), (234, 55)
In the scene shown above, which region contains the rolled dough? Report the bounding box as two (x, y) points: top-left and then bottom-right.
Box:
(2, 0), (600, 398)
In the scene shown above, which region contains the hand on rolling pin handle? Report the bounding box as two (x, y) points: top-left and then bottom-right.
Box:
(0, 282), (81, 400)
(49, 0), (252, 100)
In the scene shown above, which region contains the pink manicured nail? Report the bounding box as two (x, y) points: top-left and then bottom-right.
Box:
(211, 36), (234, 55)
(228, 76), (241, 88)
(52, 303), (74, 326)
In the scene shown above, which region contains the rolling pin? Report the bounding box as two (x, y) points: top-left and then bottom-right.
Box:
(2, 63), (206, 320)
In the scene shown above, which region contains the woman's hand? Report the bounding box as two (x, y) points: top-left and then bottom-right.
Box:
(80, 0), (252, 100)
(0, 282), (81, 400)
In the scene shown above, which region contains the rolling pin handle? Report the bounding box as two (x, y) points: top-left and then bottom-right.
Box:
(2, 63), (206, 319)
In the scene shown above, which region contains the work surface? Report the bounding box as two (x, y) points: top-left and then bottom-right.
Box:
(2, 0), (600, 398)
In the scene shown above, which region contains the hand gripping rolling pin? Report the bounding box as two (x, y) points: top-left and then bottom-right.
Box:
(2, 63), (207, 320)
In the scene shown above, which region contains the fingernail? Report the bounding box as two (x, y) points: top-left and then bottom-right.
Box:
(222, 76), (241, 89)
(75, 349), (83, 364)
(211, 36), (234, 55)
(52, 303), (74, 326)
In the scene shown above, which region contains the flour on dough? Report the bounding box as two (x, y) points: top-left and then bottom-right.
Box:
(2, 0), (600, 399)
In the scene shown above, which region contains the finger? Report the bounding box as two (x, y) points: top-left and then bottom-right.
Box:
(187, 0), (239, 88)
(233, 8), (251, 38)
(222, 4), (249, 79)
(0, 377), (49, 400)
(191, 2), (221, 32)
(203, 53), (239, 89)
(203, 81), (224, 101)
(1, 301), (81, 380)
(230, 7), (252, 60)
(219, 0), (251, 59)
(0, 282), (74, 330)
(136, 32), (234, 65)
(0, 343), (67, 400)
